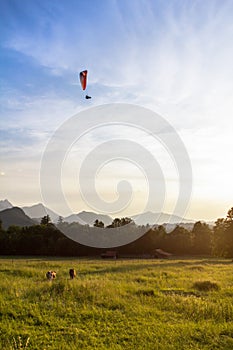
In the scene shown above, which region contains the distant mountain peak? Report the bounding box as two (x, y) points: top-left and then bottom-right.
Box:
(0, 207), (36, 229)
(0, 199), (13, 211)
(64, 211), (113, 226)
(22, 203), (59, 222)
(24, 203), (43, 208)
(132, 211), (194, 225)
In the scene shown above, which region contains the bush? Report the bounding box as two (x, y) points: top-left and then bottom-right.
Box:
(193, 280), (220, 292)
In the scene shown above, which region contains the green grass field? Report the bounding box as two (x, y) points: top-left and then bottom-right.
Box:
(0, 257), (233, 350)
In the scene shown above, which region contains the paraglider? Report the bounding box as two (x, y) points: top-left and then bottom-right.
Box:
(79, 70), (87, 90)
(79, 70), (91, 99)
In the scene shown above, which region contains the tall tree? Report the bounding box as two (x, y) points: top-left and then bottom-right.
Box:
(226, 207), (233, 222)
(57, 216), (63, 225)
(166, 225), (192, 255)
(212, 218), (226, 256)
(40, 215), (51, 226)
(191, 221), (212, 255)
(94, 219), (104, 228)
(212, 208), (233, 257)
(107, 217), (133, 228)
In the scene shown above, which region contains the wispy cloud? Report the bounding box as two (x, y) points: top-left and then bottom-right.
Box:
(2, 0), (233, 122)
(1, 0), (233, 219)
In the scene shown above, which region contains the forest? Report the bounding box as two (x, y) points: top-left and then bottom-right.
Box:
(0, 208), (232, 258)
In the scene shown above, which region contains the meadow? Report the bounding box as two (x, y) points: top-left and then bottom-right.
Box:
(0, 257), (233, 350)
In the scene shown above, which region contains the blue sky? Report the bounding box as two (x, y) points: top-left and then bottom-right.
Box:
(1, 0), (233, 220)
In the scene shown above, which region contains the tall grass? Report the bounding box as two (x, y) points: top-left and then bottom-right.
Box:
(0, 257), (233, 349)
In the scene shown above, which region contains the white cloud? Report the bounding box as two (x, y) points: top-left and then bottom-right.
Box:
(1, 0), (233, 219)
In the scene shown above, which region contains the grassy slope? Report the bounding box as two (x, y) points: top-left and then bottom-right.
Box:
(0, 257), (233, 349)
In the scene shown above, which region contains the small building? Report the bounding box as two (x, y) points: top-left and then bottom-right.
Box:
(101, 251), (118, 259)
(154, 249), (172, 259)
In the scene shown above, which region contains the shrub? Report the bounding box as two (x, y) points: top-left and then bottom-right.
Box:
(136, 289), (155, 296)
(193, 280), (220, 292)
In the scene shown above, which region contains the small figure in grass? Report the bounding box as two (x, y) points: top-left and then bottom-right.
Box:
(69, 269), (76, 279)
(46, 271), (56, 280)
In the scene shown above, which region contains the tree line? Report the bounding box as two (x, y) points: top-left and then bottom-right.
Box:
(0, 208), (233, 257)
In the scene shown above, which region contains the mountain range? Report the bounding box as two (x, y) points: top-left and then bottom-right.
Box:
(131, 211), (194, 225)
(22, 203), (59, 222)
(0, 199), (13, 211)
(65, 211), (112, 226)
(0, 199), (197, 229)
(0, 207), (36, 230)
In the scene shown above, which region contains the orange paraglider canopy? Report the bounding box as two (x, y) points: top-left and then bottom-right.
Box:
(79, 70), (88, 90)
